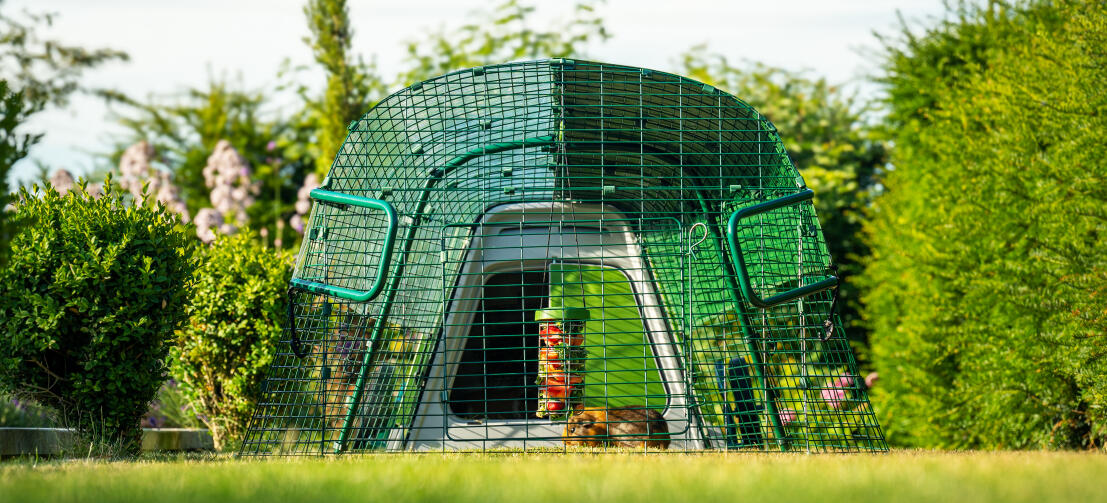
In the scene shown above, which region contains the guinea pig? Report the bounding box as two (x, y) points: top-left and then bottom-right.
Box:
(564, 406), (670, 449)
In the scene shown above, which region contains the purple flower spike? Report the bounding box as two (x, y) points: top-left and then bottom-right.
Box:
(266, 141), (277, 152)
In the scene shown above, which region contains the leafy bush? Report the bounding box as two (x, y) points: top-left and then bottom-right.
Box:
(171, 230), (292, 450)
(0, 180), (195, 455)
(863, 0), (1107, 448)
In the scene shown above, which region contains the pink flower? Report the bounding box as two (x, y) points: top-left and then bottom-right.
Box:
(779, 409), (797, 426)
(821, 387), (848, 409)
(50, 169), (75, 195)
(821, 374), (857, 409)
(834, 375), (855, 389)
(193, 208), (224, 244)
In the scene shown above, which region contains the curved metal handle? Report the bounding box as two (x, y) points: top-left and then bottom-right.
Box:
(289, 189), (398, 303)
(725, 189), (838, 308)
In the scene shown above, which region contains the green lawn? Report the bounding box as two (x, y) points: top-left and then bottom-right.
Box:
(2, 451), (1105, 502)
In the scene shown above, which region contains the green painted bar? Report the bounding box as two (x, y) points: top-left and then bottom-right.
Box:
(292, 189), (398, 303)
(726, 189), (838, 309)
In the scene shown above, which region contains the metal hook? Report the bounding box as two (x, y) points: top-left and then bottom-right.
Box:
(688, 222), (709, 258)
(821, 264), (841, 342)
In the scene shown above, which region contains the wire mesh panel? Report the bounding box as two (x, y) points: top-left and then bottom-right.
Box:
(400, 213), (689, 451)
(686, 198), (885, 452)
(240, 59), (886, 456)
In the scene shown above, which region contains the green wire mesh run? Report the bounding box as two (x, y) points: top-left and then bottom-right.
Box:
(240, 59), (887, 455)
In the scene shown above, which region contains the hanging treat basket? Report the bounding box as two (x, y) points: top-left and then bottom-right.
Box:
(535, 307), (589, 418)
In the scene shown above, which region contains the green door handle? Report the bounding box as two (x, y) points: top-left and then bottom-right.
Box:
(725, 189), (837, 308)
(289, 188), (398, 303)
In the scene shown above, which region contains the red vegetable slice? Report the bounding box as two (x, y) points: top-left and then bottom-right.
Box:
(545, 373), (584, 386)
(544, 384), (574, 398)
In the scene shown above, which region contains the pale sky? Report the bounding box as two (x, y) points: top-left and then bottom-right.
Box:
(6, 0), (945, 183)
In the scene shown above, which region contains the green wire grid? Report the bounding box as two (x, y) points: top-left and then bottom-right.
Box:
(239, 59), (887, 456)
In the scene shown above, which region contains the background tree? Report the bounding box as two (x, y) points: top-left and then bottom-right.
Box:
(298, 0), (610, 178)
(111, 0), (612, 248)
(0, 2), (128, 111)
(301, 0), (384, 178)
(395, 0), (609, 86)
(862, 0), (1106, 448)
(0, 0), (127, 197)
(0, 80), (37, 262)
(680, 47), (887, 354)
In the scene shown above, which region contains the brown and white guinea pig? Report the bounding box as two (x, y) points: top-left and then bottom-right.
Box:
(563, 406), (670, 449)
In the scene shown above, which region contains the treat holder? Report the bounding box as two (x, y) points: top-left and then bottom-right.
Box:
(535, 307), (590, 418)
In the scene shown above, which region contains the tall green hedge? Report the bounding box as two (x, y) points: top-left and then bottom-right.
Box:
(863, 0), (1107, 449)
(0, 181), (195, 454)
(171, 231), (292, 450)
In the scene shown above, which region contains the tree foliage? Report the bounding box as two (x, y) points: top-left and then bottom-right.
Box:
(302, 0), (384, 177)
(111, 0), (611, 248)
(0, 79), (38, 262)
(862, 0), (1107, 449)
(396, 0), (609, 86)
(0, 180), (195, 455)
(0, 2), (128, 111)
(298, 0), (610, 175)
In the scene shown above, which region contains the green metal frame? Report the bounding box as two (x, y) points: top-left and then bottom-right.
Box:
(290, 189), (398, 302)
(240, 59), (887, 456)
(726, 189), (838, 308)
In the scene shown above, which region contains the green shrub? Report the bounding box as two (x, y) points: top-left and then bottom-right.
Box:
(0, 180), (195, 455)
(171, 230), (292, 450)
